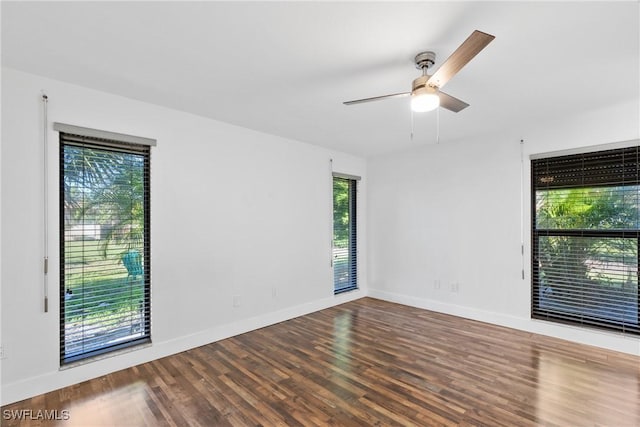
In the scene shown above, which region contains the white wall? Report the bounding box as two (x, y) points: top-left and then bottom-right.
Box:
(0, 68), (367, 405)
(368, 98), (640, 356)
(0, 62), (4, 406)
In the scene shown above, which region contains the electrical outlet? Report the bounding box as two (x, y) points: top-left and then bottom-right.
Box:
(451, 282), (459, 293)
(233, 295), (241, 307)
(433, 279), (441, 290)
(0, 344), (6, 359)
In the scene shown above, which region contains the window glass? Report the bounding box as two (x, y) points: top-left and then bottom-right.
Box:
(532, 147), (639, 335)
(333, 177), (357, 294)
(61, 135), (151, 363)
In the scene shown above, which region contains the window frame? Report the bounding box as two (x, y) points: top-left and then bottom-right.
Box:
(58, 127), (153, 364)
(332, 173), (359, 294)
(531, 145), (640, 335)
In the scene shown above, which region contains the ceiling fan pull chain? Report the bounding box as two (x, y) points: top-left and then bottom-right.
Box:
(436, 105), (440, 145)
(410, 109), (415, 140)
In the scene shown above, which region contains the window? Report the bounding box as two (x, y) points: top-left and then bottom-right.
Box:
(58, 125), (153, 363)
(532, 146), (639, 335)
(333, 174), (358, 294)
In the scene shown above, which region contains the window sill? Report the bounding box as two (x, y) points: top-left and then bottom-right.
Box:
(60, 340), (152, 371)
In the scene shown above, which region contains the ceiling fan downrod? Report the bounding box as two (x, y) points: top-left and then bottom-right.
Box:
(413, 51), (437, 89)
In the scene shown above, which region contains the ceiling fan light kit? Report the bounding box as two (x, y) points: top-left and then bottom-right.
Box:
(411, 86), (440, 112)
(344, 30), (495, 115)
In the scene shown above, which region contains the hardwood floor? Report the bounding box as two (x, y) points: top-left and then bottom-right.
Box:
(3, 298), (639, 426)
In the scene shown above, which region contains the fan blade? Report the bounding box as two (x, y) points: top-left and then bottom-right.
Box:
(428, 30), (495, 89)
(438, 91), (469, 113)
(343, 92), (410, 105)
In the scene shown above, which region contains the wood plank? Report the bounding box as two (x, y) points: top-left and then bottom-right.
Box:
(2, 298), (639, 426)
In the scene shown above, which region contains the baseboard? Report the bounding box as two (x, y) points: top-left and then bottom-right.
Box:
(1, 289), (365, 406)
(368, 289), (640, 356)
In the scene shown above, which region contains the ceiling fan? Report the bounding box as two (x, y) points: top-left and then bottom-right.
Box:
(343, 30), (495, 113)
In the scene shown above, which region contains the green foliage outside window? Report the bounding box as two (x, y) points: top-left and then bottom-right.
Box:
(333, 178), (350, 248)
(536, 187), (638, 308)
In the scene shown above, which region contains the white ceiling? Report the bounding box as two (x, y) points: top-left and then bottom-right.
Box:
(2, 1), (638, 157)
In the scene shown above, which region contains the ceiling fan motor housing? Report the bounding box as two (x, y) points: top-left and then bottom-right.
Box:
(412, 75), (432, 91)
